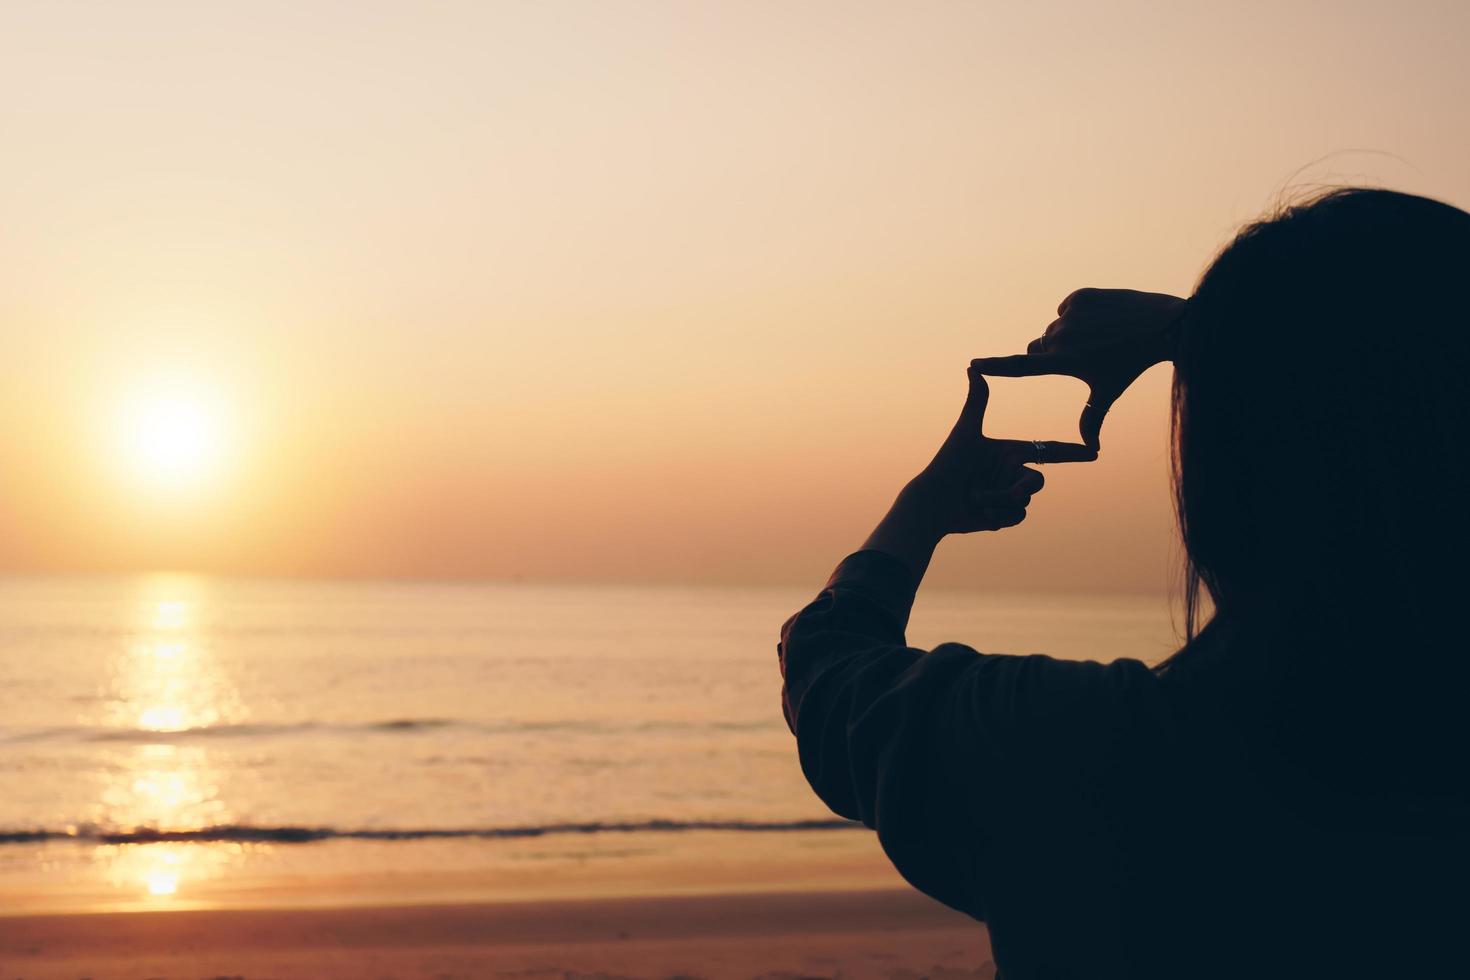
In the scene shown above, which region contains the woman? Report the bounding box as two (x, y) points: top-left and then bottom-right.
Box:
(778, 188), (1469, 979)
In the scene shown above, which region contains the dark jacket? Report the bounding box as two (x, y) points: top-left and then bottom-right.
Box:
(779, 550), (1467, 979)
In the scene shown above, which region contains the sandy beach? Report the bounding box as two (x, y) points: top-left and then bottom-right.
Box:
(0, 888), (993, 980)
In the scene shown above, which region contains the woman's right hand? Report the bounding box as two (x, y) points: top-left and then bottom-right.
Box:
(971, 288), (1186, 450)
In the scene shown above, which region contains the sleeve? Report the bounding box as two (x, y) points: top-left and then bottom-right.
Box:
(778, 549), (1161, 921)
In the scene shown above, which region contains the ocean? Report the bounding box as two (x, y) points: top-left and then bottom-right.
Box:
(0, 574), (1179, 911)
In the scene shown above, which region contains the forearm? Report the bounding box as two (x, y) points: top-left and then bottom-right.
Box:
(860, 482), (945, 586)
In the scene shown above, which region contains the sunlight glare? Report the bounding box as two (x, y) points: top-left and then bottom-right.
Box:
(144, 867), (180, 897)
(115, 382), (231, 494)
(152, 601), (190, 631)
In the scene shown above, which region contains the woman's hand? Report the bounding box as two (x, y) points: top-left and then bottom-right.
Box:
(972, 288), (1186, 450)
(861, 365), (1095, 579)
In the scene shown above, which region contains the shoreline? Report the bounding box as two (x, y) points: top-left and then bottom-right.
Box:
(0, 828), (909, 916)
(0, 887), (994, 979)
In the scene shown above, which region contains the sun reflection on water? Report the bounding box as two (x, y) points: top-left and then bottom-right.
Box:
(98, 840), (242, 903)
(151, 599), (190, 632)
(92, 576), (253, 902)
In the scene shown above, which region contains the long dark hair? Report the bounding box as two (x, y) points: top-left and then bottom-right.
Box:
(1163, 187), (1470, 800)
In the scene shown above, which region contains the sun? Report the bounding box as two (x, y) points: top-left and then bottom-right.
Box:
(115, 382), (231, 494)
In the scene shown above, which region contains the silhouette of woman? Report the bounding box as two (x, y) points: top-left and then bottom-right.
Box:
(779, 188), (1469, 979)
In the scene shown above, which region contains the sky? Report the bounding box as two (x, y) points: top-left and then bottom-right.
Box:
(0, 0), (1466, 592)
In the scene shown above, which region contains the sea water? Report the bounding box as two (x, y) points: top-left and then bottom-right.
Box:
(0, 574), (1178, 910)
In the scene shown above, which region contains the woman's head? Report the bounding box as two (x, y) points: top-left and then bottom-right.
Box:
(1174, 188), (1470, 645)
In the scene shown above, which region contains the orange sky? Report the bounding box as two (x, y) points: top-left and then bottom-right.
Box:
(1, 1), (1467, 592)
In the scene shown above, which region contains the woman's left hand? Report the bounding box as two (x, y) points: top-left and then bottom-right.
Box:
(862, 365), (1096, 576)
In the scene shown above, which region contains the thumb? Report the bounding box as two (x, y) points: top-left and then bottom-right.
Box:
(946, 364), (990, 444)
(1079, 392), (1111, 450)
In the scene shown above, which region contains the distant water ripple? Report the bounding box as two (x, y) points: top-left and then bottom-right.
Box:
(0, 817), (861, 846)
(0, 717), (780, 744)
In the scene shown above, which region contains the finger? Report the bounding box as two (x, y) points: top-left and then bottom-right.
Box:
(1057, 288), (1099, 317)
(971, 465), (1042, 509)
(959, 364), (989, 425)
(972, 487), (1032, 509)
(982, 506), (1027, 529)
(1011, 465), (1044, 495)
(1079, 396), (1112, 450)
(1026, 318), (1065, 355)
(970, 352), (1087, 379)
(1035, 440), (1098, 464)
(990, 439), (1099, 464)
(1037, 441), (1098, 464)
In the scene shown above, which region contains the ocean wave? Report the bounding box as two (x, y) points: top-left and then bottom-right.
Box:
(0, 817), (861, 846)
(0, 717), (779, 744)
(85, 721), (323, 742)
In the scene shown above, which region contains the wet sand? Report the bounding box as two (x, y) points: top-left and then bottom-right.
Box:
(0, 887), (993, 980)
